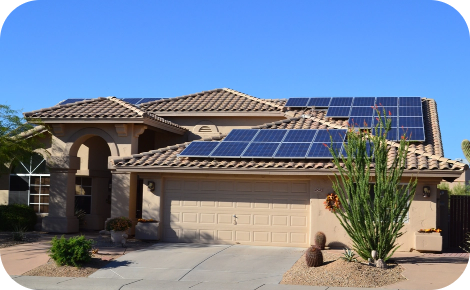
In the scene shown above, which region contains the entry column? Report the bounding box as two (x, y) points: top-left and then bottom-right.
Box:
(42, 156), (80, 233)
(109, 171), (137, 234)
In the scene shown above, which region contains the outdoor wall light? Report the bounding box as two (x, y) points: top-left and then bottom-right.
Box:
(148, 181), (155, 192)
(423, 186), (431, 198)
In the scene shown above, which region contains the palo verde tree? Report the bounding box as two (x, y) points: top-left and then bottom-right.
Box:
(327, 109), (417, 261)
(0, 104), (49, 175)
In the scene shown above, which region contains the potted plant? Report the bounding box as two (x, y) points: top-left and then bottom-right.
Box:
(106, 217), (132, 244)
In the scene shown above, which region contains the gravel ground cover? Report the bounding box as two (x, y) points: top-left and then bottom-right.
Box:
(281, 251), (407, 288)
(0, 231), (41, 249)
(22, 252), (121, 277)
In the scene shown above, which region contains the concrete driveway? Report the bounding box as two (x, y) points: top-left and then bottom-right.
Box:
(89, 243), (306, 285)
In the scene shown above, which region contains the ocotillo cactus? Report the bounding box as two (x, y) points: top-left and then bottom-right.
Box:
(463, 139), (470, 163)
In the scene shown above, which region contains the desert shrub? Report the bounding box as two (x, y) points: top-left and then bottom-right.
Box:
(0, 204), (37, 231)
(48, 235), (94, 267)
(12, 225), (28, 241)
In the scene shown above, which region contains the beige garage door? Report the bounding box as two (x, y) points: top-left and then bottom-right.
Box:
(162, 178), (310, 247)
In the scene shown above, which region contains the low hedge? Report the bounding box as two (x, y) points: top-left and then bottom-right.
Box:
(0, 204), (37, 231)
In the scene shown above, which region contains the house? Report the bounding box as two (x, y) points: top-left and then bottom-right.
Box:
(0, 88), (466, 251)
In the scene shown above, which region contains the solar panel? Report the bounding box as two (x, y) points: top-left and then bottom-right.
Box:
(372, 128), (398, 141)
(326, 107), (351, 117)
(59, 99), (87, 105)
(399, 117), (424, 128)
(242, 143), (280, 158)
(253, 130), (287, 142)
(330, 97), (353, 107)
(307, 98), (331, 107)
(348, 117), (373, 128)
(399, 106), (422, 116)
(376, 97), (398, 106)
(210, 142), (249, 157)
(350, 107), (374, 116)
(178, 141), (220, 157)
(372, 116), (398, 127)
(314, 129), (347, 142)
(224, 129), (259, 142)
(122, 98), (143, 105)
(399, 127), (425, 141)
(285, 98), (309, 107)
(341, 142), (374, 157)
(274, 143), (311, 158)
(283, 130), (317, 142)
(307, 143), (343, 158)
(138, 98), (161, 104)
(353, 97), (376, 106)
(373, 107), (398, 116)
(399, 97), (421, 106)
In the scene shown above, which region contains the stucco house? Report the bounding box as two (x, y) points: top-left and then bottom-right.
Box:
(0, 88), (467, 251)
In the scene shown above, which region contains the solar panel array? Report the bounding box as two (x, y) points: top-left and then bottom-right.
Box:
(285, 97), (425, 141)
(179, 129), (348, 159)
(58, 98), (161, 106)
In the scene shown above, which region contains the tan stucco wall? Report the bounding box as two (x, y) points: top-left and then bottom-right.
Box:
(164, 116), (287, 141)
(0, 172), (9, 205)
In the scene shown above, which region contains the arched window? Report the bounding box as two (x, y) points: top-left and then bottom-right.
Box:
(9, 153), (50, 213)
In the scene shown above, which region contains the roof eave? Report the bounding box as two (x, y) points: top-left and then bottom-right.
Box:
(148, 112), (286, 117)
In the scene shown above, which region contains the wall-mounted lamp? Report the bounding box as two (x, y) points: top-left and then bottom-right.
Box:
(423, 186), (431, 198)
(148, 181), (155, 192)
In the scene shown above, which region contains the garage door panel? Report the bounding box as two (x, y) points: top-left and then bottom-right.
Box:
(200, 213), (216, 223)
(163, 179), (309, 247)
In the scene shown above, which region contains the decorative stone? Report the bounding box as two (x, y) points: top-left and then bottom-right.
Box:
(368, 258), (374, 266)
(376, 259), (387, 269)
(371, 250), (377, 260)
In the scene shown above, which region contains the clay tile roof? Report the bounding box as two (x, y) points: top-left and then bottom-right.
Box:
(139, 88), (284, 113)
(24, 97), (187, 132)
(114, 97), (466, 174)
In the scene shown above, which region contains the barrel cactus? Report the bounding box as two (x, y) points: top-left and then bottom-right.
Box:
(462, 139), (470, 163)
(305, 245), (323, 267)
(314, 231), (327, 250)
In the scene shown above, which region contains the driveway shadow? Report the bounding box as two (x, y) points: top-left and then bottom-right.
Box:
(390, 256), (469, 264)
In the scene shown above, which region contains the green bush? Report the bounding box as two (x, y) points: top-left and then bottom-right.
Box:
(0, 204), (37, 231)
(48, 235), (94, 267)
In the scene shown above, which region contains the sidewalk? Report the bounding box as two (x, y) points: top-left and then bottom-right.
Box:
(8, 276), (396, 290)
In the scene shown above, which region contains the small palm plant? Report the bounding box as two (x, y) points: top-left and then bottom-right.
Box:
(341, 248), (358, 262)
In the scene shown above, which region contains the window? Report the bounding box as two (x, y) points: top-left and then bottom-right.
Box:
(75, 177), (92, 214)
(9, 153), (50, 213)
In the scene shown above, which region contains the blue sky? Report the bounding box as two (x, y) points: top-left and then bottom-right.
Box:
(0, 0), (469, 161)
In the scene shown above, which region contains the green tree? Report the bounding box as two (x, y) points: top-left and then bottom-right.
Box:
(327, 110), (417, 261)
(0, 104), (49, 175)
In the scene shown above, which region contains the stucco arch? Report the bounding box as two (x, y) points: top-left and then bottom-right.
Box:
(66, 127), (119, 157)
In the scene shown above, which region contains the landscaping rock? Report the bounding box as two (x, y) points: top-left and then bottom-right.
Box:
(376, 259), (387, 269)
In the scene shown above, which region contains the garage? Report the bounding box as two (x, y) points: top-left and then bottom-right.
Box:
(162, 178), (310, 247)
